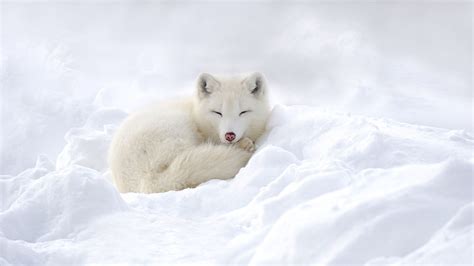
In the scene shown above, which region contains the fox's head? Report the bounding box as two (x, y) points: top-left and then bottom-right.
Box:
(193, 72), (271, 144)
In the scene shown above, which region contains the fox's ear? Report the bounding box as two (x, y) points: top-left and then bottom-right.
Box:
(244, 72), (266, 97)
(197, 73), (220, 98)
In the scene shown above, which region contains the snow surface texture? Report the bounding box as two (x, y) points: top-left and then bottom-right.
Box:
(1, 1), (473, 265)
(1, 2), (472, 175)
(1, 104), (473, 265)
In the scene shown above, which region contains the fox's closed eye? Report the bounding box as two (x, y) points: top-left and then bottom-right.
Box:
(239, 110), (251, 116)
(211, 110), (222, 116)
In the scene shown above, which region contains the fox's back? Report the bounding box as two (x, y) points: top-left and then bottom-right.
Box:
(108, 98), (201, 191)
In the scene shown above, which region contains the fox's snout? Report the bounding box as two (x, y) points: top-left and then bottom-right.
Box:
(225, 132), (236, 142)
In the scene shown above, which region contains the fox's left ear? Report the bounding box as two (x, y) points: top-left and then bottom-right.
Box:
(243, 72), (266, 98)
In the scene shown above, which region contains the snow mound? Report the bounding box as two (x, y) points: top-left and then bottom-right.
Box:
(1, 105), (472, 265)
(1, 166), (126, 242)
(56, 108), (127, 172)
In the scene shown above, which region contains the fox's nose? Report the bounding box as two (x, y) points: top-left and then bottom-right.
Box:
(225, 132), (236, 142)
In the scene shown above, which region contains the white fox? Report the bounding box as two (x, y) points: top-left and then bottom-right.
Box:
(108, 72), (271, 193)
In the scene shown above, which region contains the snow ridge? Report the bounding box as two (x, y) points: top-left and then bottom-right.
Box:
(0, 104), (472, 265)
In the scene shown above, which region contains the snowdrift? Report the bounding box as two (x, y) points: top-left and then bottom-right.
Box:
(1, 104), (473, 265)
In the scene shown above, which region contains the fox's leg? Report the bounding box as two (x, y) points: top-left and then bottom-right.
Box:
(140, 139), (254, 193)
(237, 137), (256, 152)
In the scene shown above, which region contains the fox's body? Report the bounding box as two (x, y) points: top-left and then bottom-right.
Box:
(108, 73), (270, 193)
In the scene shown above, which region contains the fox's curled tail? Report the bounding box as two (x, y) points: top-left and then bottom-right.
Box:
(139, 143), (252, 193)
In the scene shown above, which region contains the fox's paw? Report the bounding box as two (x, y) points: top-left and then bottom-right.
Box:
(237, 137), (256, 153)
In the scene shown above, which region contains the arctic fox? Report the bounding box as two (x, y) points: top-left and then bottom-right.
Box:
(108, 72), (271, 193)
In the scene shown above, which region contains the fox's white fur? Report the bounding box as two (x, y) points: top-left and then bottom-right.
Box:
(108, 72), (271, 193)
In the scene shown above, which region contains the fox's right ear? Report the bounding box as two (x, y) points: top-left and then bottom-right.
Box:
(197, 73), (220, 99)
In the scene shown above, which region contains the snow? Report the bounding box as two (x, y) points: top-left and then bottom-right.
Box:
(1, 1), (473, 265)
(1, 104), (473, 265)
